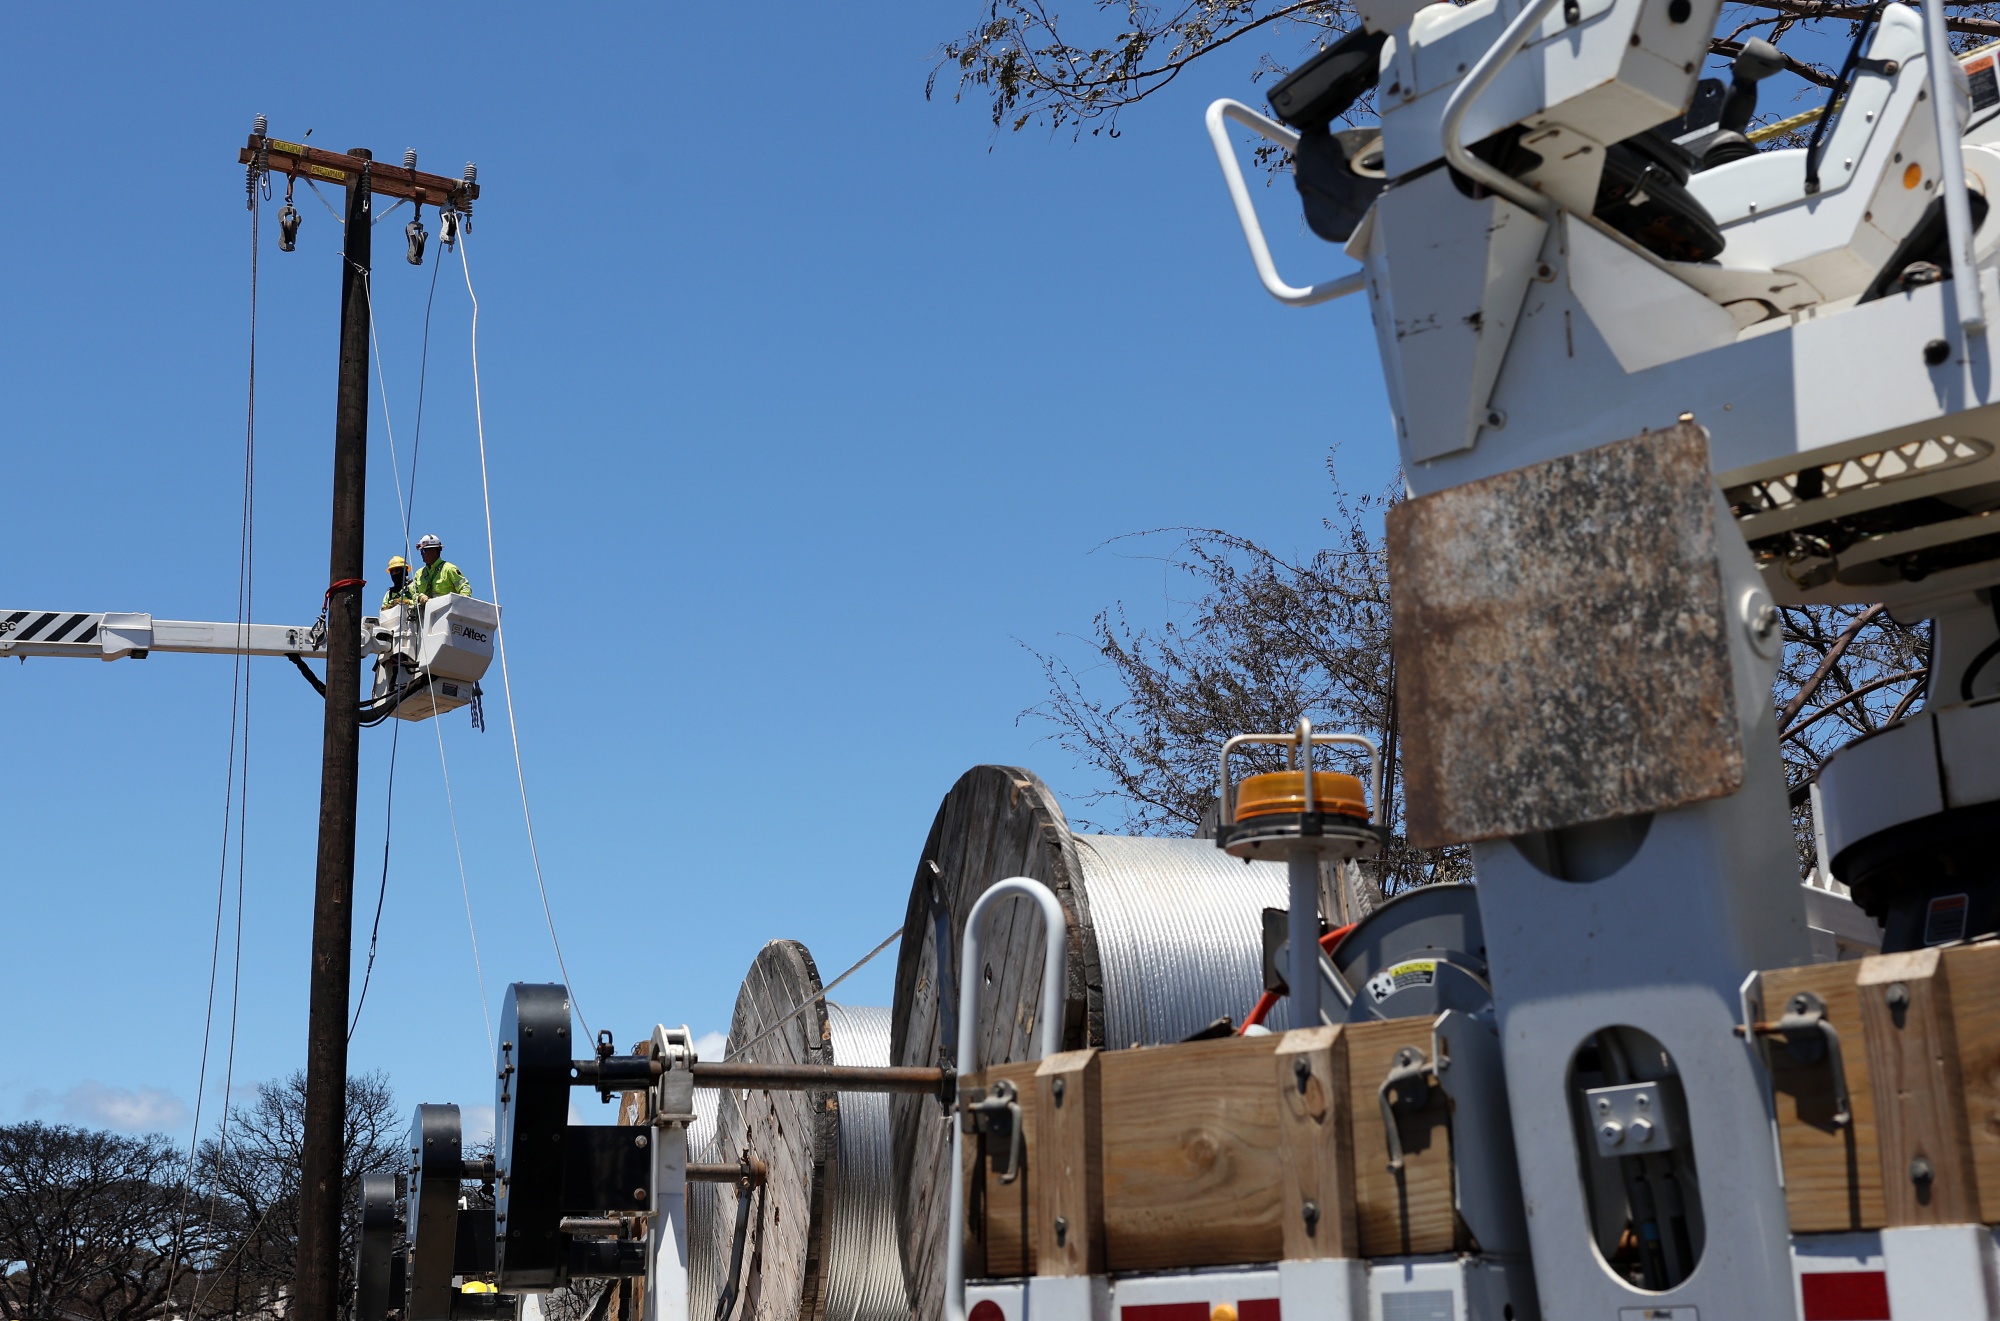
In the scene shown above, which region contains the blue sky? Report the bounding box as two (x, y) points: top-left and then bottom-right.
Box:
(0, 5), (1400, 1143)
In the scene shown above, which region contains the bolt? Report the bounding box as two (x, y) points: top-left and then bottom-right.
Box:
(1925, 339), (1951, 366)
(1599, 1120), (1625, 1147)
(1052, 1076), (1066, 1108)
(1910, 1156), (1935, 1185)
(1302, 1200), (1321, 1236)
(1054, 1215), (1068, 1247)
(635, 1133), (649, 1148)
(635, 1186), (648, 1202)
(1295, 1057), (1312, 1093)
(1886, 982), (1911, 1011)
(1630, 1118), (1656, 1145)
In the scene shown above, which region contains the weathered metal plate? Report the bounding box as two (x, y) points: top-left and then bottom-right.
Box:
(1387, 423), (1742, 848)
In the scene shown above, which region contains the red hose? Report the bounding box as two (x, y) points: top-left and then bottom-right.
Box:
(1237, 991), (1281, 1035)
(1237, 922), (1359, 1034)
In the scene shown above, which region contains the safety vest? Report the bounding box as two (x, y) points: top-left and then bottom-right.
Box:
(382, 581), (416, 612)
(414, 559), (472, 599)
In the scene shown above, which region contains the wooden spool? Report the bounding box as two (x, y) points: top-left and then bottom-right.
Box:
(706, 943), (902, 1321)
(713, 940), (838, 1321)
(889, 765), (1291, 1319)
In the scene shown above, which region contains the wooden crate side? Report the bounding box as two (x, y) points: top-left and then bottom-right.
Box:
(1759, 961), (1886, 1232)
(1274, 1026), (1358, 1260)
(1099, 1034), (1285, 1273)
(1858, 949), (1980, 1226)
(1345, 1019), (1456, 1258)
(1033, 1051), (1104, 1276)
(1945, 942), (2000, 1220)
(965, 1062), (1041, 1278)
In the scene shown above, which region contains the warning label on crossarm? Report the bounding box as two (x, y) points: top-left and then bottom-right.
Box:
(1366, 959), (1437, 1004)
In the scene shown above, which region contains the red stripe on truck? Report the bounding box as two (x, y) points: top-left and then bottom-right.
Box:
(1800, 1270), (1890, 1320)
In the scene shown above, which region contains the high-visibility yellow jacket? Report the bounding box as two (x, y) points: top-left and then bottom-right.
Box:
(382, 581), (417, 612)
(414, 559), (472, 600)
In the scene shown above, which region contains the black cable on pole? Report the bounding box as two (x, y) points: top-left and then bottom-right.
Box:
(349, 718), (402, 1040)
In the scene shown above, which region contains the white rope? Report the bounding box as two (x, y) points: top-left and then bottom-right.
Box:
(364, 273), (411, 562)
(457, 231), (590, 1034)
(434, 714), (495, 1054)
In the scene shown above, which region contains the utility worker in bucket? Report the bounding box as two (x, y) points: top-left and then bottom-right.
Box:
(413, 533), (473, 601)
(381, 556), (417, 613)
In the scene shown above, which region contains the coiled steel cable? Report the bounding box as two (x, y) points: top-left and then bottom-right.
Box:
(1070, 835), (1297, 1043)
(821, 1003), (903, 1321)
(685, 1085), (723, 1321)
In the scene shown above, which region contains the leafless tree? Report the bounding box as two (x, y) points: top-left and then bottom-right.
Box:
(1777, 604), (1931, 872)
(931, 0), (2000, 140)
(1027, 462), (1470, 899)
(191, 1071), (403, 1320)
(0, 1122), (201, 1321)
(1030, 464), (1930, 885)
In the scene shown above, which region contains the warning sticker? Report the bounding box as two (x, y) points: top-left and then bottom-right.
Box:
(1969, 55), (1999, 112)
(1924, 892), (1970, 946)
(1366, 959), (1438, 1004)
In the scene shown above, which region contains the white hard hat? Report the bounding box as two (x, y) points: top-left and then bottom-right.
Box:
(417, 533), (443, 550)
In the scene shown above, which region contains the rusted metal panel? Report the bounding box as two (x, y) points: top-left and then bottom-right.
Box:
(1387, 423), (1743, 849)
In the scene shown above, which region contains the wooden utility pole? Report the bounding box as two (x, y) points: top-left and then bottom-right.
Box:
(236, 129), (480, 1321)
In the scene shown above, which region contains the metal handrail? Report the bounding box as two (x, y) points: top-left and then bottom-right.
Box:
(1440, 0), (1562, 219)
(1204, 98), (1367, 307)
(1920, 0), (1986, 334)
(942, 877), (1070, 1321)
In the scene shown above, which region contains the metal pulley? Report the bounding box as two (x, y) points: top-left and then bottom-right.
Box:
(279, 202), (301, 251)
(406, 212), (429, 265)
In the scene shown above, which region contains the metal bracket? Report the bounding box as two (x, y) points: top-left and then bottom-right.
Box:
(1741, 989), (1851, 1127)
(1378, 1045), (1436, 1173)
(963, 1078), (1025, 1184)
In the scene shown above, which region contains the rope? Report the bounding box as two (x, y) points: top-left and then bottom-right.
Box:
(434, 714), (494, 1053)
(726, 927), (903, 1061)
(457, 232), (589, 1033)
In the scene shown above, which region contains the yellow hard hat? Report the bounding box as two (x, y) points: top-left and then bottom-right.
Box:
(387, 555), (410, 571)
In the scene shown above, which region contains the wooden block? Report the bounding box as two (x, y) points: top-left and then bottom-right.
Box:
(1943, 942), (2000, 1220)
(1099, 1034), (1285, 1272)
(1858, 949), (1982, 1226)
(1033, 1050), (1104, 1276)
(1275, 1026), (1358, 1260)
(1345, 1019), (1456, 1257)
(964, 1062), (1039, 1278)
(1759, 961), (1886, 1232)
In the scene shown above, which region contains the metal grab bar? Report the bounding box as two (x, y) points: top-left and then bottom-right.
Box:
(942, 877), (1070, 1321)
(1920, 0), (1986, 334)
(1204, 98), (1367, 307)
(1440, 0), (1562, 219)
